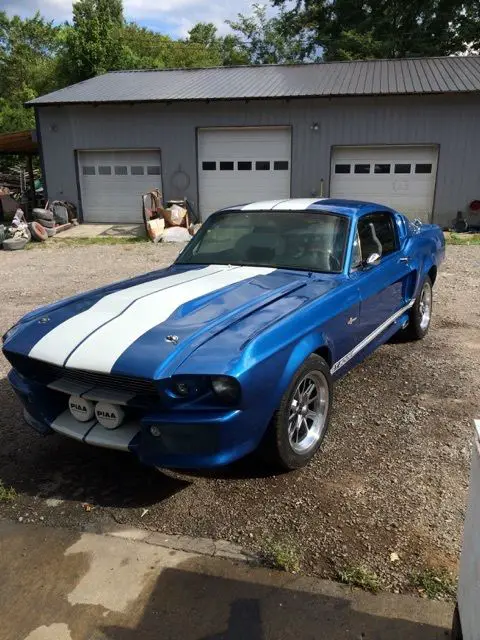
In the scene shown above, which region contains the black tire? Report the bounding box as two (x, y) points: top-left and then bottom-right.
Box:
(33, 217), (54, 228)
(32, 212), (55, 227)
(451, 603), (463, 640)
(28, 221), (48, 242)
(261, 354), (333, 470)
(45, 226), (56, 238)
(32, 208), (54, 222)
(401, 276), (433, 341)
(2, 236), (28, 251)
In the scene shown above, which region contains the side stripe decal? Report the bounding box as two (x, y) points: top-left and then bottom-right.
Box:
(330, 300), (415, 374)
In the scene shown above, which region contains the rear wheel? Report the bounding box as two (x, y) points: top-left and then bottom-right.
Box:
(402, 276), (433, 341)
(262, 354), (332, 470)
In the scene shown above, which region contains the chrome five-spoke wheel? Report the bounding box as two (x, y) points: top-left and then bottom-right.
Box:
(288, 370), (329, 454)
(419, 280), (432, 331)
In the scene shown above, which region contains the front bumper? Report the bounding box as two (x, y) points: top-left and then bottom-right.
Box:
(8, 369), (267, 468)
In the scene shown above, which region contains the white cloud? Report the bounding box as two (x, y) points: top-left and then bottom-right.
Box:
(4, 0), (256, 37)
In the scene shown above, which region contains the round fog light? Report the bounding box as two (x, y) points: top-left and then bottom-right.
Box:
(69, 395), (95, 422)
(150, 425), (162, 437)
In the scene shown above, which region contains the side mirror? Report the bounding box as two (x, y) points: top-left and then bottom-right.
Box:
(364, 252), (381, 267)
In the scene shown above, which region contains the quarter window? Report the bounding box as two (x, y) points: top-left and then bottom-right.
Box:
(357, 212), (397, 259)
(335, 164), (350, 174)
(394, 163), (411, 174)
(354, 164), (370, 174)
(415, 163), (432, 174)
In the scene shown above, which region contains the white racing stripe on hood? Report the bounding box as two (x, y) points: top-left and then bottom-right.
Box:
(65, 266), (275, 373)
(29, 265), (229, 366)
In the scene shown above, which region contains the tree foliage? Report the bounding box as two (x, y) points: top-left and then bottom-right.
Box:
(227, 4), (312, 64)
(273, 0), (480, 60)
(0, 11), (62, 132)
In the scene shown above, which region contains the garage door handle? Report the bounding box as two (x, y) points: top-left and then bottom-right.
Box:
(399, 256), (410, 264)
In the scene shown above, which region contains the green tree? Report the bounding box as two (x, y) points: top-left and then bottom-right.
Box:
(186, 22), (249, 66)
(228, 4), (311, 63)
(272, 0), (480, 60)
(58, 0), (128, 83)
(0, 11), (62, 133)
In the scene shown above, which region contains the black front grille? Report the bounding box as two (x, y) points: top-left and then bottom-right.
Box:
(5, 352), (158, 397)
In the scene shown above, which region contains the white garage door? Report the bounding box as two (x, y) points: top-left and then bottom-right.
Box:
(78, 150), (162, 223)
(198, 128), (291, 218)
(330, 146), (438, 221)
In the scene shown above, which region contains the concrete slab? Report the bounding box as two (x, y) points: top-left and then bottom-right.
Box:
(0, 519), (454, 640)
(56, 223), (146, 239)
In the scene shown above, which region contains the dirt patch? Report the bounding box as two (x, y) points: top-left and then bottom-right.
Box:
(0, 243), (478, 595)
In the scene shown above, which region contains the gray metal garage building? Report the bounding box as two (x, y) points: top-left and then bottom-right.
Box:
(29, 56), (480, 227)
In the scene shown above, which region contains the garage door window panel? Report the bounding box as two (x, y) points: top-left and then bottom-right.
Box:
(82, 166), (95, 175)
(335, 164), (351, 174)
(147, 166), (161, 175)
(274, 161), (289, 170)
(238, 162), (252, 171)
(394, 164), (411, 174)
(220, 162), (234, 171)
(357, 213), (398, 259)
(98, 166), (111, 175)
(374, 164), (391, 174)
(415, 164), (432, 174)
(256, 161), (270, 171)
(354, 164), (370, 174)
(131, 166), (144, 175)
(114, 166), (128, 176)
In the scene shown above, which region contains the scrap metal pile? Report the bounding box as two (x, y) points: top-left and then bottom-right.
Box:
(0, 199), (77, 251)
(142, 189), (201, 243)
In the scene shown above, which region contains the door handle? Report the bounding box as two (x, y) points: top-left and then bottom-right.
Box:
(399, 256), (410, 264)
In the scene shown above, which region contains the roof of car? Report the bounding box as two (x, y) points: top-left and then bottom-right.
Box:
(222, 198), (392, 216)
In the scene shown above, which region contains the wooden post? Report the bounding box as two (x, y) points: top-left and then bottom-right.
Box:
(27, 153), (36, 210)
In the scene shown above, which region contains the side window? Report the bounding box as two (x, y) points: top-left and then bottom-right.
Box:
(357, 212), (397, 260)
(350, 230), (362, 269)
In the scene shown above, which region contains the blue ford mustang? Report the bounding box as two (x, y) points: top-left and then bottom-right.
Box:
(2, 199), (445, 470)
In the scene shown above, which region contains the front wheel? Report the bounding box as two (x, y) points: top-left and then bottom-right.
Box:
(402, 275), (433, 341)
(261, 354), (332, 470)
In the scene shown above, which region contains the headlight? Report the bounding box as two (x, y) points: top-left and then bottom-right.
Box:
(2, 323), (20, 344)
(211, 376), (240, 404)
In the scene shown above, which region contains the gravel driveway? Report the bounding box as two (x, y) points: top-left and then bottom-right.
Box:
(0, 242), (478, 594)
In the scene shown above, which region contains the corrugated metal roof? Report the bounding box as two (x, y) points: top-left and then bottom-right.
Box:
(28, 56), (480, 106)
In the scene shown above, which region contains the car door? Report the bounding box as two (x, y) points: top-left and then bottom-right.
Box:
(350, 211), (413, 340)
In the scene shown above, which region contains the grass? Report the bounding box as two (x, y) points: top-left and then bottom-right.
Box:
(27, 236), (148, 249)
(410, 568), (457, 600)
(260, 538), (301, 573)
(338, 565), (381, 593)
(0, 480), (16, 503)
(444, 232), (480, 245)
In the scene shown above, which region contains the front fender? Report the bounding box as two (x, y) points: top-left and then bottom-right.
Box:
(277, 332), (332, 400)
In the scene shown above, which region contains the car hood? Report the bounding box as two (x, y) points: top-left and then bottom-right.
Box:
(3, 263), (337, 379)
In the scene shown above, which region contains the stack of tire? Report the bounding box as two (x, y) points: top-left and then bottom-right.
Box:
(29, 208), (56, 242)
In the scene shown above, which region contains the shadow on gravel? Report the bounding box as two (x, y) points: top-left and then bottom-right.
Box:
(101, 561), (451, 640)
(0, 376), (190, 509)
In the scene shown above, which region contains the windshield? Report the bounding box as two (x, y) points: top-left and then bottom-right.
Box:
(177, 211), (349, 273)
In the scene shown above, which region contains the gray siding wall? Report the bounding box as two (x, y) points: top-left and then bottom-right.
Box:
(37, 94), (480, 227)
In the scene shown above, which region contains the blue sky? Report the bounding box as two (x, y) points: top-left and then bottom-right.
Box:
(3, 0), (258, 37)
